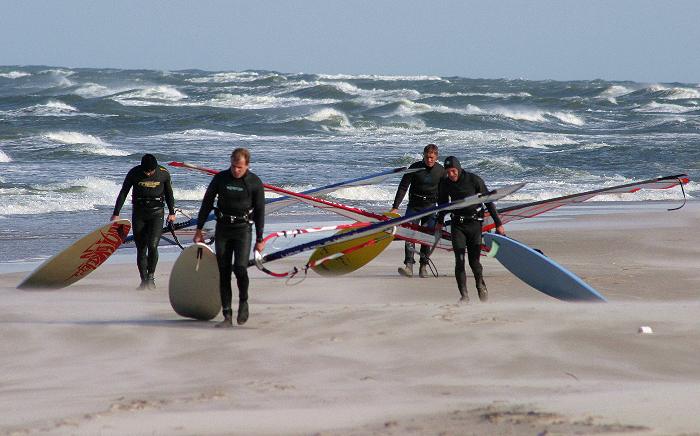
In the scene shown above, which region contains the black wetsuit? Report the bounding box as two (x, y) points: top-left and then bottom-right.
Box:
(196, 169), (265, 312)
(392, 161), (445, 265)
(437, 170), (502, 295)
(113, 165), (175, 281)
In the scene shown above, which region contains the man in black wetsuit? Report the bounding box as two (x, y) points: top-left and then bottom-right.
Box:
(390, 144), (444, 278)
(193, 148), (266, 328)
(435, 156), (505, 303)
(112, 154), (176, 290)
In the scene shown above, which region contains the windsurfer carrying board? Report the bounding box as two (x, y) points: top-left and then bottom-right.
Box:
(112, 154), (176, 290)
(390, 144), (444, 278)
(436, 156), (506, 303)
(193, 148), (266, 328)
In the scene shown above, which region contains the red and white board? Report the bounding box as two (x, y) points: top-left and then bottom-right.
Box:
(17, 220), (132, 289)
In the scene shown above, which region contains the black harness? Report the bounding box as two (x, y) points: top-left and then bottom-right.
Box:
(451, 205), (484, 224)
(215, 209), (251, 224)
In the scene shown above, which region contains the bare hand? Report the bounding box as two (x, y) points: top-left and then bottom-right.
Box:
(495, 225), (506, 236)
(111, 215), (119, 222)
(167, 214), (176, 223)
(389, 208), (399, 215)
(254, 240), (266, 253)
(193, 229), (205, 244)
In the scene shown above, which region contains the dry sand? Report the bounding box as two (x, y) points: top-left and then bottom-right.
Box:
(1, 202), (700, 435)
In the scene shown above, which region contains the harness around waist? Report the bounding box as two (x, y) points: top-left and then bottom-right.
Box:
(451, 212), (483, 224)
(133, 197), (164, 207)
(216, 210), (251, 225)
(409, 192), (437, 203)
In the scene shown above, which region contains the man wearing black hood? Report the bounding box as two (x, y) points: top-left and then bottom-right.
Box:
(112, 154), (176, 290)
(436, 156), (505, 303)
(390, 144), (444, 278)
(193, 148), (266, 328)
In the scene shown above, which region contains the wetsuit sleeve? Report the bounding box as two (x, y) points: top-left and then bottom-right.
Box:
(436, 178), (449, 225)
(196, 176), (218, 230)
(112, 171), (134, 216)
(477, 176), (503, 228)
(391, 171), (413, 210)
(252, 178), (265, 242)
(164, 172), (176, 215)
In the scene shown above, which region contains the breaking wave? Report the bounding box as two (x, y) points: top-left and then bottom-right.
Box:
(9, 100), (79, 117)
(112, 85), (187, 106)
(42, 131), (130, 156)
(304, 108), (352, 128)
(0, 71), (31, 79)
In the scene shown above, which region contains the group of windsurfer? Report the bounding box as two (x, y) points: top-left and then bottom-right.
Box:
(112, 143), (505, 327)
(391, 144), (505, 303)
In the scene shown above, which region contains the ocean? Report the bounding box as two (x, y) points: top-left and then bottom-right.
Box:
(1, 66), (698, 264)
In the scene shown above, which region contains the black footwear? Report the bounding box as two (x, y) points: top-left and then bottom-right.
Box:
(215, 309), (233, 328)
(476, 277), (488, 302)
(418, 264), (428, 278)
(146, 273), (156, 290)
(136, 280), (147, 290)
(459, 294), (470, 304)
(237, 301), (249, 325)
(398, 264), (414, 277)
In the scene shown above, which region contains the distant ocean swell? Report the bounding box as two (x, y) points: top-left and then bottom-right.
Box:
(0, 66), (698, 261)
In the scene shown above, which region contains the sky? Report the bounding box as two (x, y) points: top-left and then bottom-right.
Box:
(1, 0), (699, 83)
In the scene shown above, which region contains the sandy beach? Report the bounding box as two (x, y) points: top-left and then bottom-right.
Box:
(2, 202), (700, 435)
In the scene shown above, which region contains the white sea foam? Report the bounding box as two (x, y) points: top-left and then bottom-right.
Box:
(0, 150), (11, 162)
(598, 85), (633, 99)
(326, 81), (422, 102)
(38, 68), (75, 76)
(10, 100), (78, 117)
(205, 93), (337, 109)
(493, 107), (583, 125)
(317, 73), (445, 81)
(549, 112), (585, 126)
(262, 184), (316, 200)
(329, 185), (394, 201)
(384, 101), (585, 126)
(470, 155), (528, 172)
(0, 71), (31, 79)
(435, 91), (532, 98)
(74, 83), (126, 98)
(577, 142), (613, 150)
(0, 176), (122, 215)
(504, 178), (694, 203)
(282, 80), (422, 107)
(112, 85), (187, 106)
(634, 101), (696, 114)
(305, 108), (352, 128)
(38, 69), (75, 87)
(186, 71), (270, 83)
(661, 87), (700, 100)
(172, 185), (208, 201)
(645, 84), (668, 93)
(390, 99), (435, 117)
(154, 129), (254, 141)
(42, 131), (130, 156)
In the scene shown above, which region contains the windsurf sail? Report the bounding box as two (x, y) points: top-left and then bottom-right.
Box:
(123, 163), (415, 245)
(483, 174), (690, 231)
(259, 182), (454, 248)
(168, 161), (418, 214)
(252, 183), (525, 277)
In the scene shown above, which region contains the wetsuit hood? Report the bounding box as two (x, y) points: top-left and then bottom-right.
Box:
(141, 154), (158, 172)
(443, 156), (462, 172)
